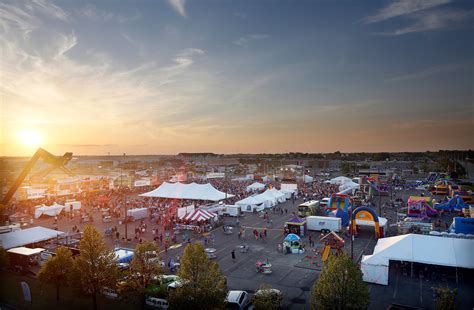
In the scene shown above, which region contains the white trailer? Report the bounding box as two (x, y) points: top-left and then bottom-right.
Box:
(127, 208), (148, 221)
(222, 205), (241, 217)
(306, 216), (341, 233)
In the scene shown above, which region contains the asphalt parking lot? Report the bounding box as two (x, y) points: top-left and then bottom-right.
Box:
(32, 189), (473, 309)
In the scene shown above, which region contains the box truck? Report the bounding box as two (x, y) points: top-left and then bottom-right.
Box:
(306, 216), (341, 233)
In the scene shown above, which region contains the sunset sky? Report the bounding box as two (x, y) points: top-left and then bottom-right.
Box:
(1, 0), (473, 156)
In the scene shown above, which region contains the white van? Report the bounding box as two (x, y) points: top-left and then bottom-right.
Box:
(145, 296), (169, 309)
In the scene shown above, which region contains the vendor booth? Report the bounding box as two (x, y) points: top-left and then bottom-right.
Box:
(283, 233), (305, 254)
(114, 247), (134, 264)
(285, 216), (307, 237)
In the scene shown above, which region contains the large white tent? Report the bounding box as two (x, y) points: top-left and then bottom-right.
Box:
(268, 188), (286, 203)
(34, 203), (65, 219)
(361, 234), (474, 285)
(140, 182), (234, 202)
(0, 226), (64, 249)
(236, 195), (269, 212)
(246, 182), (265, 192)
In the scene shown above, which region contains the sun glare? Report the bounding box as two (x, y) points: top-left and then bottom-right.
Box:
(17, 129), (43, 146)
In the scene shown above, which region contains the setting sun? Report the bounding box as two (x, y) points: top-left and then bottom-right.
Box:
(17, 129), (43, 146)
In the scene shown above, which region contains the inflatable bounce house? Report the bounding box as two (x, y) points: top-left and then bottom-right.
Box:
(434, 195), (468, 212)
(350, 206), (383, 238)
(407, 196), (438, 218)
(366, 176), (389, 196)
(327, 194), (352, 226)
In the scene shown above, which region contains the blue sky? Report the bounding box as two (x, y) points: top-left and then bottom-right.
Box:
(1, 0), (473, 155)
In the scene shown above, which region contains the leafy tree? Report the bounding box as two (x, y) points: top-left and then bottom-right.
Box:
(252, 284), (283, 310)
(434, 287), (457, 310)
(168, 243), (227, 310)
(311, 253), (369, 310)
(0, 246), (9, 269)
(37, 246), (74, 301)
(122, 241), (163, 308)
(73, 225), (119, 310)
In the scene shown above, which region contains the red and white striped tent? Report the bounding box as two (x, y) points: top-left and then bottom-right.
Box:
(183, 209), (217, 222)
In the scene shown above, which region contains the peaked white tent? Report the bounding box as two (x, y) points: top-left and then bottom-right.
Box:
(0, 226), (64, 249)
(236, 195), (270, 212)
(337, 181), (360, 195)
(140, 182), (234, 202)
(268, 188), (286, 203)
(246, 182), (265, 192)
(34, 203), (65, 219)
(329, 176), (352, 185)
(361, 234), (474, 285)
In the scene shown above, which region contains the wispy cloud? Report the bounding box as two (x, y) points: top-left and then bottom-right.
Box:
(233, 34), (269, 47)
(365, 0), (450, 23)
(168, 0), (187, 17)
(380, 9), (474, 35)
(76, 4), (140, 23)
(233, 12), (247, 19)
(387, 64), (463, 82)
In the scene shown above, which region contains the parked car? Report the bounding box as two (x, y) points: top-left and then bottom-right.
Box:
(145, 296), (169, 309)
(225, 290), (251, 310)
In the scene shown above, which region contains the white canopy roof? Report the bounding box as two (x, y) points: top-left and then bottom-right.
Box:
(361, 234), (474, 285)
(140, 182), (234, 201)
(246, 182), (265, 192)
(304, 175), (314, 183)
(329, 176), (352, 185)
(7, 247), (45, 256)
(0, 226), (64, 249)
(34, 203), (65, 219)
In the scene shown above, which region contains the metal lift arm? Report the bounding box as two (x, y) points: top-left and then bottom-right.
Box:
(1, 148), (73, 206)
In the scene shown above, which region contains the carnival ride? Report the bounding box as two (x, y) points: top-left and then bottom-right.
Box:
(407, 196), (438, 218)
(1, 148), (73, 219)
(434, 195), (468, 212)
(327, 194), (352, 226)
(350, 206), (383, 238)
(319, 231), (345, 262)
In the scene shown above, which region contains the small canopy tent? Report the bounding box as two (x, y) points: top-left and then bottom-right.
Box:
(183, 209), (217, 222)
(140, 182), (234, 201)
(114, 247), (134, 264)
(304, 175), (314, 183)
(283, 233), (303, 254)
(285, 216), (307, 236)
(246, 182), (266, 192)
(0, 226), (64, 249)
(361, 234), (474, 285)
(34, 203), (65, 219)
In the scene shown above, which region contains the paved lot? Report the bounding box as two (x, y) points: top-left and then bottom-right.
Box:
(30, 188), (472, 309)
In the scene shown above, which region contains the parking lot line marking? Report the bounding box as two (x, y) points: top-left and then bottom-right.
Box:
(393, 267), (399, 299)
(419, 277), (423, 303)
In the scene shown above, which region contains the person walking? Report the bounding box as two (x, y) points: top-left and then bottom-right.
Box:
(231, 249), (236, 261)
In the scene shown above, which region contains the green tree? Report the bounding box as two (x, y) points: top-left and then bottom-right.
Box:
(311, 253), (369, 310)
(122, 241), (162, 308)
(37, 246), (74, 301)
(434, 287), (457, 310)
(0, 246), (9, 269)
(252, 284), (283, 310)
(168, 243), (227, 310)
(73, 225), (119, 310)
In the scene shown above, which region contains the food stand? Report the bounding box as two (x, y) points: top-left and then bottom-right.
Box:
(285, 216), (307, 237)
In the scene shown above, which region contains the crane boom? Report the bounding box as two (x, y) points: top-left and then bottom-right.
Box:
(1, 148), (73, 206)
